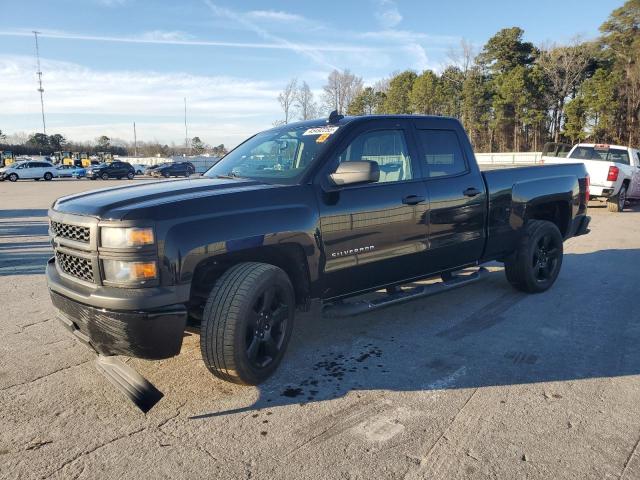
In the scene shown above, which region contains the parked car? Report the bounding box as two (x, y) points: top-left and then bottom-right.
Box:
(46, 113), (590, 411)
(131, 163), (146, 175)
(544, 143), (640, 212)
(85, 161), (135, 180)
(144, 163), (166, 175)
(56, 164), (86, 178)
(151, 161), (195, 178)
(0, 160), (58, 182)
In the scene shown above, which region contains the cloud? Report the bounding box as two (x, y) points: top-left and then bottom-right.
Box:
(375, 0), (402, 28)
(138, 30), (193, 42)
(0, 55), (282, 145)
(205, 1), (338, 70)
(246, 10), (306, 23)
(96, 0), (127, 7)
(0, 29), (372, 53)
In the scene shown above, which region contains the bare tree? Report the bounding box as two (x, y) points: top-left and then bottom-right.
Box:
(277, 78), (298, 124)
(447, 38), (476, 75)
(295, 82), (318, 120)
(537, 38), (593, 142)
(322, 70), (364, 114)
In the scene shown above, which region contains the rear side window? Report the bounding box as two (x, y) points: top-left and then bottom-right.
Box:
(416, 129), (467, 178)
(569, 146), (630, 165)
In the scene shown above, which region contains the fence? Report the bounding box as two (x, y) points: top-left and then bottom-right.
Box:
(475, 152), (542, 165)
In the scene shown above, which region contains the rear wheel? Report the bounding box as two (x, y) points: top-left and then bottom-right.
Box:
(44, 172), (53, 181)
(127, 171), (134, 180)
(200, 262), (295, 385)
(101, 172), (109, 180)
(607, 185), (626, 212)
(504, 220), (563, 293)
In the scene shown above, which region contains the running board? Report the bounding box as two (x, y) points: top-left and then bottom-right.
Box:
(323, 267), (489, 318)
(95, 355), (163, 413)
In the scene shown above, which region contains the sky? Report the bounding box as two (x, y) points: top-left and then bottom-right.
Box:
(0, 0), (623, 148)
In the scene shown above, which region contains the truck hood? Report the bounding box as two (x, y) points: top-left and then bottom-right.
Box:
(52, 177), (277, 220)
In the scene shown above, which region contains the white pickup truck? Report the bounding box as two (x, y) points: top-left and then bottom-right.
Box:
(544, 143), (640, 212)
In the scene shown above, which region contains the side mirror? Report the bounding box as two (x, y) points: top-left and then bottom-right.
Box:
(329, 161), (379, 187)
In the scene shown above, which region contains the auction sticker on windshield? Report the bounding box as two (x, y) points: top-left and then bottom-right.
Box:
(303, 126), (339, 136)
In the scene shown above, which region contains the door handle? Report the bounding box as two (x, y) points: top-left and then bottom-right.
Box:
(463, 187), (481, 197)
(402, 195), (426, 205)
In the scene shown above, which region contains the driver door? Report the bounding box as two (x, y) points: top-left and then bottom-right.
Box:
(316, 120), (430, 299)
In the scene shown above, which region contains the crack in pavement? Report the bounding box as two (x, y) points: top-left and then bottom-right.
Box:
(621, 433), (640, 479)
(0, 360), (91, 392)
(43, 425), (148, 480)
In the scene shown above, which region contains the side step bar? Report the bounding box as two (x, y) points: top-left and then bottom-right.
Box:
(323, 267), (489, 318)
(95, 355), (163, 413)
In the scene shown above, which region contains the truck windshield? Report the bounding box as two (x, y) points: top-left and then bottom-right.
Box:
(569, 146), (630, 165)
(204, 124), (336, 184)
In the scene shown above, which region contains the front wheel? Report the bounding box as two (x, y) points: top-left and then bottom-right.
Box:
(200, 262), (295, 385)
(44, 172), (53, 181)
(503, 220), (563, 293)
(8, 173), (18, 182)
(101, 172), (109, 180)
(608, 185), (627, 212)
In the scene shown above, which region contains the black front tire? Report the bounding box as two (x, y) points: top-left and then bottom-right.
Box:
(44, 172), (53, 181)
(503, 220), (563, 293)
(8, 173), (18, 182)
(101, 172), (109, 180)
(200, 262), (295, 385)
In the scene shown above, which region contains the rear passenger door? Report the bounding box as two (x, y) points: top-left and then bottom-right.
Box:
(411, 119), (487, 271)
(316, 120), (430, 298)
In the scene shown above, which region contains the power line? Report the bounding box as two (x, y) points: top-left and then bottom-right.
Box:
(33, 31), (46, 135)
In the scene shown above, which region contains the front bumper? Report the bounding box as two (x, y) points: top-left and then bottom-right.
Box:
(47, 258), (188, 359)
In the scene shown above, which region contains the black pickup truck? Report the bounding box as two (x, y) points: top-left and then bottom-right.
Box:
(46, 114), (590, 410)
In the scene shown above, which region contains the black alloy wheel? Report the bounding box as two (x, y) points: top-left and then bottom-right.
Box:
(532, 232), (561, 283)
(245, 284), (290, 369)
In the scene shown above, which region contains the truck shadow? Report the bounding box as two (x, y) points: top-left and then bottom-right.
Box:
(191, 247), (640, 419)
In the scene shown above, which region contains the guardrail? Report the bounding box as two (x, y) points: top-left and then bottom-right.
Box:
(475, 152), (543, 164)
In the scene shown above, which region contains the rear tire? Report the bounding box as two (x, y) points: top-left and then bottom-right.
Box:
(44, 172), (53, 181)
(607, 185), (626, 212)
(200, 262), (295, 385)
(127, 172), (134, 180)
(503, 220), (563, 293)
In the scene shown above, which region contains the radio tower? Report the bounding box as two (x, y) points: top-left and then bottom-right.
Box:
(33, 31), (46, 135)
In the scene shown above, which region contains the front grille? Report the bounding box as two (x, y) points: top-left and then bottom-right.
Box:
(56, 251), (94, 283)
(51, 221), (90, 243)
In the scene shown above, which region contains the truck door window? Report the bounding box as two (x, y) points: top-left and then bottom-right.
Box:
(416, 129), (467, 178)
(336, 130), (412, 183)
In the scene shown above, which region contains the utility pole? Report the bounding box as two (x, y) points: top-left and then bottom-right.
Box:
(184, 97), (189, 155)
(133, 122), (138, 157)
(33, 31), (46, 135)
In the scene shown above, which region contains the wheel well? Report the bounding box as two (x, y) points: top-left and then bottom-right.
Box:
(622, 178), (631, 189)
(526, 201), (571, 237)
(188, 244), (311, 320)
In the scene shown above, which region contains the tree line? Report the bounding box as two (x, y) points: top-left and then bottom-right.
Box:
(277, 0), (640, 152)
(0, 130), (227, 158)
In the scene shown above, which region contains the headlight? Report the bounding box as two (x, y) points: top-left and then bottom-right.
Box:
(101, 227), (154, 248)
(102, 259), (157, 284)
